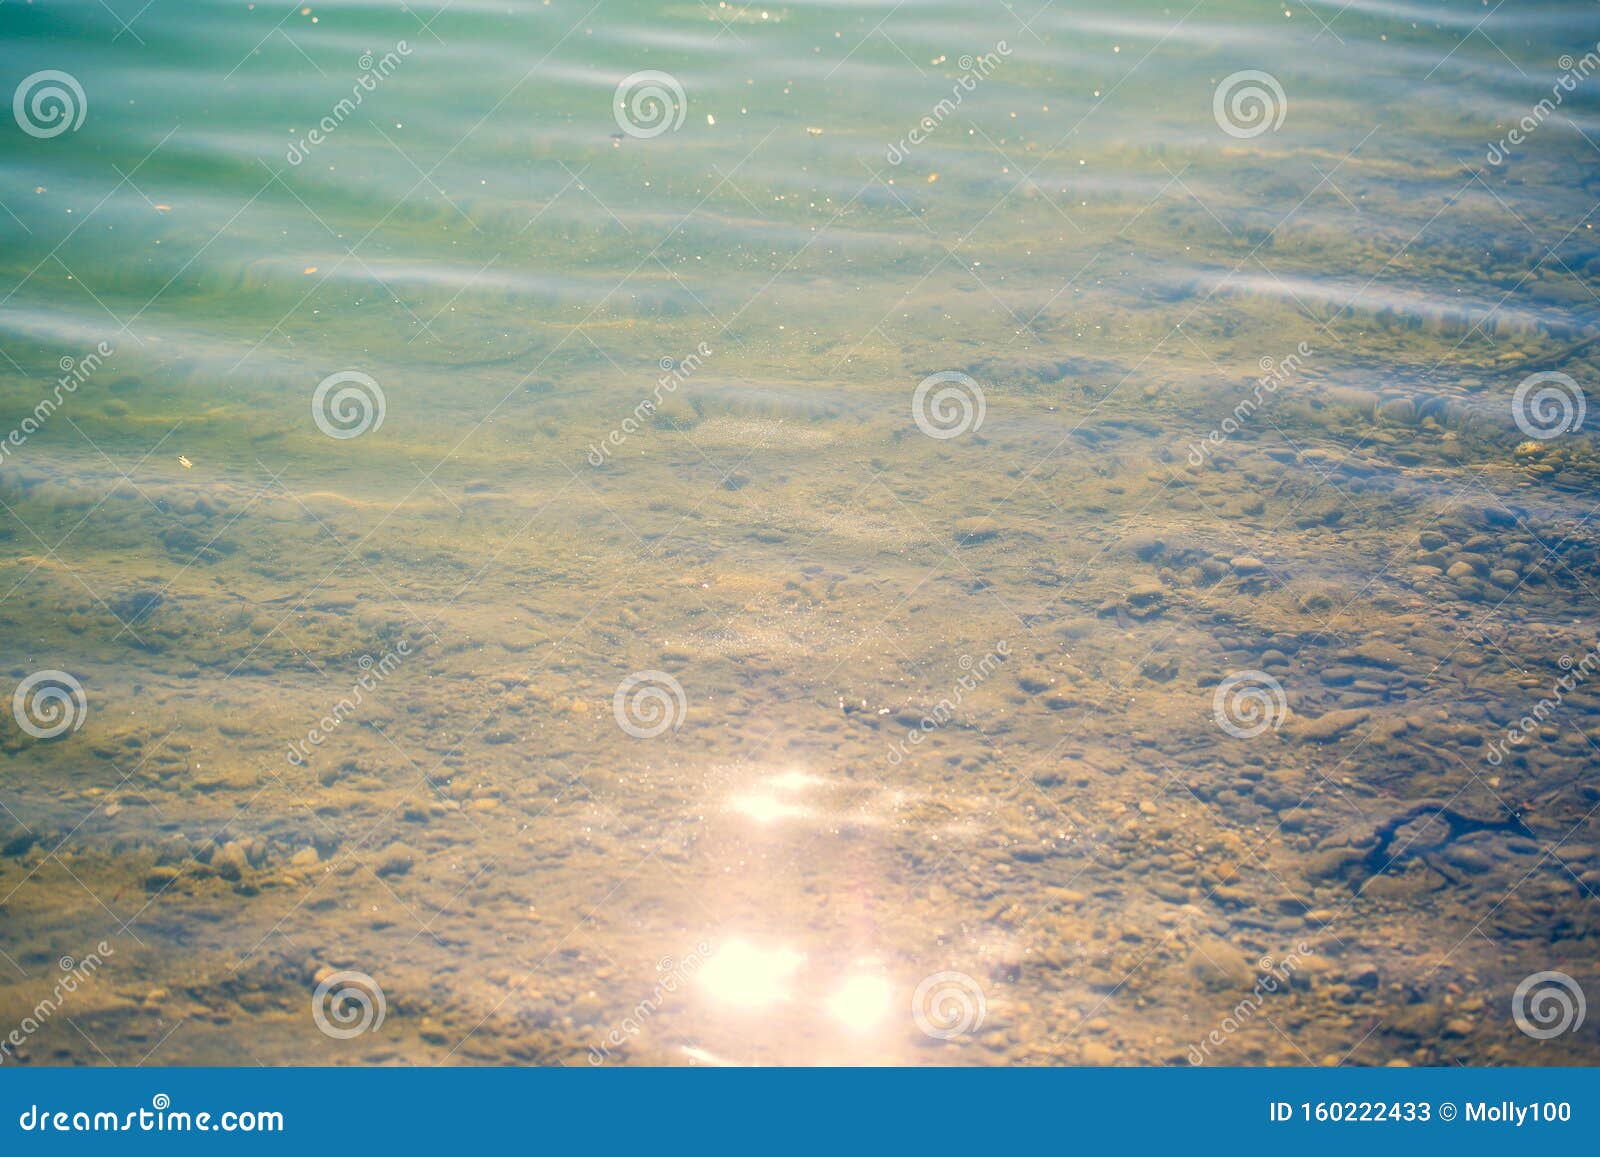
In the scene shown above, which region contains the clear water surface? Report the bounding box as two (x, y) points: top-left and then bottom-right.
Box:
(1, 0), (1599, 1066)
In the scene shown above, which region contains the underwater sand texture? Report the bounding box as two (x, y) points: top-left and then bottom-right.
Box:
(1, 0), (1599, 1066)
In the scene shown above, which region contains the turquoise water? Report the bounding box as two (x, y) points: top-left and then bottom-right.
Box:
(1, 0), (1598, 1065)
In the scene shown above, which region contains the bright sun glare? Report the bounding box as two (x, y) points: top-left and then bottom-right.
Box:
(697, 939), (805, 1008)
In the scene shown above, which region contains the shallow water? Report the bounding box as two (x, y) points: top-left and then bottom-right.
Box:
(1, 0), (1599, 1066)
